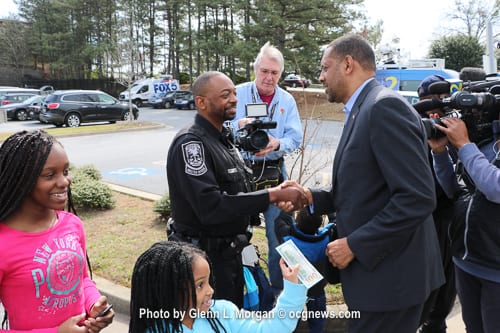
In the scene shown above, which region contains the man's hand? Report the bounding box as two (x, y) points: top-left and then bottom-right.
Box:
(326, 237), (355, 270)
(268, 181), (309, 211)
(254, 135), (280, 157)
(238, 117), (253, 128)
(434, 117), (470, 149)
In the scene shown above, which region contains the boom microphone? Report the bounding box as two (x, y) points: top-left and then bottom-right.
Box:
(412, 98), (445, 114)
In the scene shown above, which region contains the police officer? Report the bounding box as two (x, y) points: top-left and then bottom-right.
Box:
(166, 71), (307, 308)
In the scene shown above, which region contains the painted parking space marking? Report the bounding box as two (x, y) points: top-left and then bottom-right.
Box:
(106, 167), (162, 180)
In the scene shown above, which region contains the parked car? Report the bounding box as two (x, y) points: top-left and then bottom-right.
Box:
(0, 95), (45, 121)
(149, 90), (191, 109)
(174, 92), (195, 110)
(0, 92), (39, 106)
(282, 74), (311, 88)
(39, 90), (139, 127)
(27, 95), (47, 120)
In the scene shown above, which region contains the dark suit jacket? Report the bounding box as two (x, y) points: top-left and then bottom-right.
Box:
(312, 79), (445, 312)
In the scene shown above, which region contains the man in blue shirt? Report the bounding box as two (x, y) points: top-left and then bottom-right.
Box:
(231, 42), (302, 295)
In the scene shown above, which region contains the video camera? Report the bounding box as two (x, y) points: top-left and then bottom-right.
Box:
(234, 103), (277, 153)
(413, 82), (500, 143)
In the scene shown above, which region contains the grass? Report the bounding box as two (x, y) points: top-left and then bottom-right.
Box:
(80, 191), (344, 304)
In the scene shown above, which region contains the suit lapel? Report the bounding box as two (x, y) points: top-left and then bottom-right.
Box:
(331, 79), (378, 187)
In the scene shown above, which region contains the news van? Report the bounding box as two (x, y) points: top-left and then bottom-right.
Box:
(119, 76), (179, 107)
(376, 59), (461, 93)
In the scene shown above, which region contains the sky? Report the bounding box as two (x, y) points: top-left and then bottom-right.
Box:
(362, 0), (456, 59)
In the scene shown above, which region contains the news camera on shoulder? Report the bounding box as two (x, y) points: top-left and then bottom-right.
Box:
(234, 103), (277, 153)
(413, 68), (500, 144)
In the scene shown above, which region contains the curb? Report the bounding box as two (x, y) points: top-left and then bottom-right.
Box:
(93, 275), (131, 317)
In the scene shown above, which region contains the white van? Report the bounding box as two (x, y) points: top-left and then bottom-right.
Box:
(119, 77), (179, 107)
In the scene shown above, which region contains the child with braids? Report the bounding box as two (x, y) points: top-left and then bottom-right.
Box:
(0, 130), (114, 332)
(129, 241), (307, 333)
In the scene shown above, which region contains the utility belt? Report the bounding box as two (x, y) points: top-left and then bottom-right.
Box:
(169, 222), (253, 253)
(170, 232), (250, 253)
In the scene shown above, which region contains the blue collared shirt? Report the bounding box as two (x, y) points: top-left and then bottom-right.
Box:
(342, 77), (375, 122)
(231, 81), (303, 161)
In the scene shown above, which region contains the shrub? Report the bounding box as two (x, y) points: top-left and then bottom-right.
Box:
(70, 165), (115, 209)
(71, 164), (102, 181)
(153, 194), (172, 221)
(71, 178), (115, 209)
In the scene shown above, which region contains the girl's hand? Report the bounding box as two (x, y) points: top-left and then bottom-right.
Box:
(57, 313), (87, 333)
(279, 257), (300, 284)
(85, 296), (114, 332)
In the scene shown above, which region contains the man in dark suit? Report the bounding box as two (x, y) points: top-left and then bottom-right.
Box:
(295, 34), (445, 332)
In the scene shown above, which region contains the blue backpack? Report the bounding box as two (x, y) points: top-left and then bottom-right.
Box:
(243, 261), (275, 312)
(275, 212), (339, 284)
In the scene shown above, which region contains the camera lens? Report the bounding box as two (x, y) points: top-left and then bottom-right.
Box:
(248, 130), (269, 151)
(422, 118), (446, 139)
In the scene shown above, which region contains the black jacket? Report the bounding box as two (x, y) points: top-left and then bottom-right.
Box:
(167, 114), (269, 238)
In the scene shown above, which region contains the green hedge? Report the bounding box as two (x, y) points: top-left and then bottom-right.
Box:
(71, 165), (115, 209)
(153, 193), (172, 221)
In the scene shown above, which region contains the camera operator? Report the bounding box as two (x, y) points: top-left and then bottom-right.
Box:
(430, 100), (500, 332)
(166, 71), (308, 308)
(231, 42), (302, 296)
(416, 75), (457, 333)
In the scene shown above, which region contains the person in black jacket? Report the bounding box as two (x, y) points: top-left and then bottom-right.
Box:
(416, 75), (457, 333)
(166, 71), (307, 308)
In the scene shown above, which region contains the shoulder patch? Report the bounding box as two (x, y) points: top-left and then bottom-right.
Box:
(181, 141), (208, 176)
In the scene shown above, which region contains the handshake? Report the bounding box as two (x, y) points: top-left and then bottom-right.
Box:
(267, 180), (312, 212)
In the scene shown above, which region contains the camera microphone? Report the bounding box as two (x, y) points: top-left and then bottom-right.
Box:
(428, 81), (451, 95)
(412, 98), (445, 114)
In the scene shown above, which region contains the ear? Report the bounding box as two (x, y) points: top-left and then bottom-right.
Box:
(345, 55), (354, 72)
(194, 96), (205, 110)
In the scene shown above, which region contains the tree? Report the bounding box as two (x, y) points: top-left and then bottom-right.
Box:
(0, 18), (31, 85)
(446, 0), (500, 41)
(428, 35), (484, 71)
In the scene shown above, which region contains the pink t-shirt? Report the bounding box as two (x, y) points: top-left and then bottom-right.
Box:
(0, 211), (101, 332)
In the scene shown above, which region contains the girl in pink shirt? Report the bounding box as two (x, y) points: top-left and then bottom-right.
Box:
(0, 130), (114, 332)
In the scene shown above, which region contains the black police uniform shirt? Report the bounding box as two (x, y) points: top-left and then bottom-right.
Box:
(167, 114), (270, 238)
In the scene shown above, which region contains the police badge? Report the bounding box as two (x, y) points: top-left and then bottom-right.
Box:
(182, 141), (207, 176)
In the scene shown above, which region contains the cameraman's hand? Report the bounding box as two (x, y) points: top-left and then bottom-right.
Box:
(428, 136), (448, 154)
(254, 135), (280, 157)
(238, 117), (253, 128)
(434, 118), (471, 149)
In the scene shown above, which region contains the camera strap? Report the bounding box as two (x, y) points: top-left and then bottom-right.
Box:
(251, 85), (278, 120)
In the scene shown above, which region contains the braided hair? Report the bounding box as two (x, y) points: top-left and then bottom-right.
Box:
(0, 130), (78, 328)
(129, 241), (226, 333)
(0, 130), (77, 221)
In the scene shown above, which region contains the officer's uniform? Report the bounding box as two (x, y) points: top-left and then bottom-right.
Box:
(167, 114), (270, 308)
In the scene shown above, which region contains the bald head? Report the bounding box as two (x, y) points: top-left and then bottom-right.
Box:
(192, 71), (227, 98)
